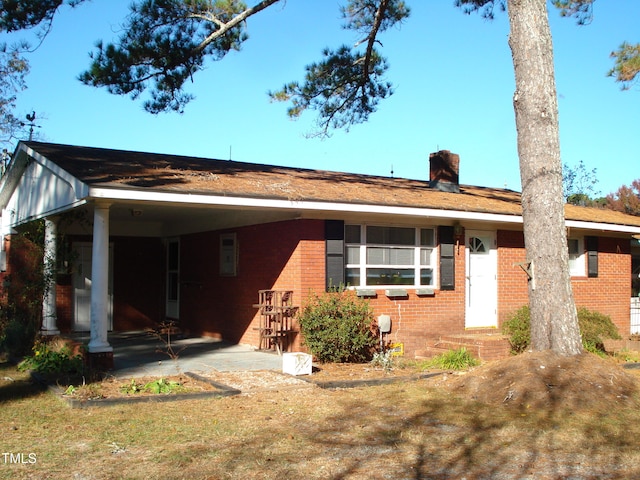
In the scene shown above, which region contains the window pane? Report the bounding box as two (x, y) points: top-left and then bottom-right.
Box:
(420, 248), (433, 266)
(420, 229), (435, 246)
(345, 225), (361, 243)
(391, 248), (414, 265)
(346, 246), (360, 264)
(420, 269), (433, 286)
(366, 268), (415, 285)
(367, 226), (414, 245)
(168, 272), (179, 301)
(345, 268), (360, 287)
(367, 247), (386, 264)
(469, 237), (487, 253)
(366, 226), (385, 244)
(366, 247), (414, 265)
(568, 238), (579, 255)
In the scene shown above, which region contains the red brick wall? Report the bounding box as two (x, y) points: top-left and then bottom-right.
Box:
(572, 237), (631, 334)
(179, 219), (325, 349)
(55, 279), (73, 331)
(496, 230), (631, 335)
(497, 230), (529, 325)
(178, 218), (470, 357)
(178, 221), (633, 356)
(6, 218), (629, 354)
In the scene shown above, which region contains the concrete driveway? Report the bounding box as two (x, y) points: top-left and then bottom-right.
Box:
(72, 331), (285, 378)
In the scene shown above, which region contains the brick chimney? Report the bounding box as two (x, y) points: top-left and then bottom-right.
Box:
(429, 150), (460, 193)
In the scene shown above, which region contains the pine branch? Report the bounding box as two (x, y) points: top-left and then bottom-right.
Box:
(192, 0), (283, 55)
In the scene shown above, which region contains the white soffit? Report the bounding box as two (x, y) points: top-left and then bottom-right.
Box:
(89, 186), (640, 235)
(90, 186), (521, 225)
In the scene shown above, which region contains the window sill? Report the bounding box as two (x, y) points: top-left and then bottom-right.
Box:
(353, 287), (437, 298)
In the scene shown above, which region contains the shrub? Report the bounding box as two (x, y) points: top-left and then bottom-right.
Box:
(502, 306), (531, 354)
(17, 338), (83, 377)
(0, 223), (47, 358)
(298, 288), (377, 363)
(502, 306), (622, 354)
(578, 307), (622, 352)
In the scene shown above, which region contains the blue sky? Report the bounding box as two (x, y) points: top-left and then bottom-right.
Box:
(3, 0), (639, 195)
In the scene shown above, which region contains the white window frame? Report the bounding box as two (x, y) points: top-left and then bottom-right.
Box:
(345, 224), (437, 289)
(568, 237), (585, 277)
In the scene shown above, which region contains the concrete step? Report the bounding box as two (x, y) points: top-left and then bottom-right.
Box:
(416, 333), (511, 362)
(415, 343), (480, 360)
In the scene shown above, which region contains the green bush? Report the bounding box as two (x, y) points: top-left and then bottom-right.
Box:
(502, 305), (622, 354)
(17, 338), (83, 376)
(502, 306), (531, 354)
(578, 307), (622, 352)
(298, 288), (377, 363)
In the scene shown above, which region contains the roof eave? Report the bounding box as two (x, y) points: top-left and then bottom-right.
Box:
(89, 186), (521, 226)
(88, 186), (640, 235)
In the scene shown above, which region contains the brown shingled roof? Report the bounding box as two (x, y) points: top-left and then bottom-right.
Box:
(24, 141), (640, 229)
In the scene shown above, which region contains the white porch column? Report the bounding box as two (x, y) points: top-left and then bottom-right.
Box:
(88, 202), (113, 353)
(41, 218), (60, 335)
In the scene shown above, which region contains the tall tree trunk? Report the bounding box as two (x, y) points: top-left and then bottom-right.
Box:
(507, 0), (582, 355)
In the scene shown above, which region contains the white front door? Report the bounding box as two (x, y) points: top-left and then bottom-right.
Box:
(72, 242), (113, 331)
(465, 230), (497, 328)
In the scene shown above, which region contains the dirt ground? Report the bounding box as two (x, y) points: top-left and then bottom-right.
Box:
(64, 361), (422, 400)
(64, 350), (640, 411)
(13, 352), (640, 479)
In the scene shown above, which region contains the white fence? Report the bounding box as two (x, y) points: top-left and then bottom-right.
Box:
(631, 298), (640, 335)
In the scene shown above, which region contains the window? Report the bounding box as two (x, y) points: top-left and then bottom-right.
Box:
(166, 238), (180, 319)
(220, 233), (238, 276)
(568, 237), (585, 276)
(345, 225), (437, 288)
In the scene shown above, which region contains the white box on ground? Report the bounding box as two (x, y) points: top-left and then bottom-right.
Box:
(282, 352), (313, 375)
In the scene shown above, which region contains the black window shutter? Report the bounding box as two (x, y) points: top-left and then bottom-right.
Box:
(325, 220), (345, 291)
(586, 236), (598, 278)
(439, 226), (455, 290)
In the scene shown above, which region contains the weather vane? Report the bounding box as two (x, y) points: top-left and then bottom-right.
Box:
(22, 112), (40, 141)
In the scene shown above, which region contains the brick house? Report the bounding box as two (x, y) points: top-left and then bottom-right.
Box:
(1, 141), (640, 363)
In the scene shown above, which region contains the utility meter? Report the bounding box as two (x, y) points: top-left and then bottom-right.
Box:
(377, 314), (392, 333)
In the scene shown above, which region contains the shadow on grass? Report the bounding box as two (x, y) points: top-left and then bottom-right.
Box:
(304, 370), (640, 480)
(305, 393), (640, 479)
(0, 363), (46, 404)
(202, 375), (640, 479)
(5, 354), (640, 479)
